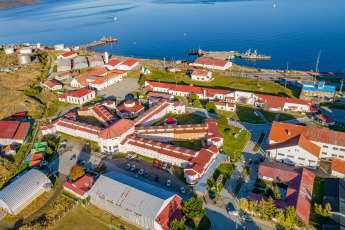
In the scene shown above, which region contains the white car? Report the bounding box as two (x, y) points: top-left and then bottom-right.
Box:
(131, 154), (137, 159)
(242, 215), (252, 222)
(130, 165), (136, 171)
(227, 210), (239, 216)
(126, 164), (131, 170)
(126, 154), (132, 159)
(166, 180), (171, 187)
(139, 169), (144, 175)
(180, 187), (185, 194)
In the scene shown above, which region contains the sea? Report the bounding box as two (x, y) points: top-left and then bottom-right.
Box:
(1, 0), (345, 72)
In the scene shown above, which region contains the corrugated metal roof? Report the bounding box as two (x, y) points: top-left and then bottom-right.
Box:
(0, 169), (51, 215)
(89, 171), (176, 220)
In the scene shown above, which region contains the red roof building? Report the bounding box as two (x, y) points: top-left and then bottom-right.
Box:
(331, 158), (345, 178)
(58, 88), (96, 105)
(116, 100), (145, 119)
(147, 92), (174, 100)
(0, 121), (31, 145)
(57, 51), (78, 59)
(248, 163), (314, 224)
(117, 59), (139, 70)
(104, 59), (122, 70)
(63, 174), (97, 199)
(192, 58), (232, 70)
(42, 79), (63, 90)
(316, 114), (335, 126)
(1, 145), (16, 156)
(255, 94), (310, 112)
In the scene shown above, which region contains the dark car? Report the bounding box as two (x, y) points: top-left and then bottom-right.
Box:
(70, 154), (76, 161)
(155, 175), (159, 182)
(135, 168), (139, 174)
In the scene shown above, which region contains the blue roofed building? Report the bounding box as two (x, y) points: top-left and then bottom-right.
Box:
(302, 81), (336, 98)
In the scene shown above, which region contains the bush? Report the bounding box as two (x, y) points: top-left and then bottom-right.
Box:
(69, 165), (85, 181)
(24, 88), (39, 97)
(217, 115), (228, 128)
(193, 99), (201, 108)
(182, 197), (205, 219)
(188, 93), (198, 102)
(138, 74), (147, 85)
(206, 102), (217, 113)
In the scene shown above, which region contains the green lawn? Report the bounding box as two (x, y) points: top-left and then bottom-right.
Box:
(233, 181), (244, 195)
(207, 163), (235, 194)
(232, 106), (265, 124)
(220, 125), (250, 162)
(141, 68), (300, 98)
(175, 113), (205, 125)
(277, 112), (303, 121)
(309, 176), (328, 227)
(260, 111), (277, 122)
(217, 110), (234, 118)
(172, 141), (203, 151)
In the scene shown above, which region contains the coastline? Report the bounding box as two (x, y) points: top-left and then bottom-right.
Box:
(0, 0), (40, 10)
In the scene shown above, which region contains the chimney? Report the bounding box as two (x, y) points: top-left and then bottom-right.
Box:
(286, 129), (290, 135)
(104, 52), (109, 63)
(138, 100), (141, 106)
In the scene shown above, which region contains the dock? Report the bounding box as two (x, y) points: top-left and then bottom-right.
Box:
(189, 48), (238, 60)
(78, 37), (117, 51)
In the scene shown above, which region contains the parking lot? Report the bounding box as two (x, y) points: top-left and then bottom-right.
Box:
(98, 77), (140, 100)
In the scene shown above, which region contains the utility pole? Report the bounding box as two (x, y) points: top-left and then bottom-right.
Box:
(340, 79), (344, 94)
(163, 57), (165, 69)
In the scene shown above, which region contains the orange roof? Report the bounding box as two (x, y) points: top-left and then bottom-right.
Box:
(255, 94), (310, 106)
(193, 58), (229, 67)
(105, 59), (122, 67)
(192, 69), (210, 76)
(269, 121), (345, 148)
(62, 88), (95, 99)
(61, 51), (77, 58)
(73, 67), (109, 87)
(99, 119), (135, 139)
(117, 101), (144, 114)
(120, 59), (138, 67)
(316, 114), (335, 124)
(331, 158), (345, 175)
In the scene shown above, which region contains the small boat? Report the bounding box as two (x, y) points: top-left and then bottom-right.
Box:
(114, 17), (117, 20)
(273, 4), (276, 8)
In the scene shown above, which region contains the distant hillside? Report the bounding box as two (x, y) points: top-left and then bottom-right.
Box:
(0, 0), (40, 10)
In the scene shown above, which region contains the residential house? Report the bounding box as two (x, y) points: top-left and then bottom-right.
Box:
(58, 88), (96, 105)
(316, 114), (335, 126)
(191, 69), (213, 82)
(0, 121), (31, 146)
(57, 51), (78, 59)
(1, 145), (16, 156)
(63, 174), (96, 199)
(42, 79), (63, 91)
(117, 59), (138, 70)
(331, 158), (345, 178)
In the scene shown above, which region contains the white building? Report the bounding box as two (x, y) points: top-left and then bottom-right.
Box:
(0, 169), (52, 215)
(117, 59), (138, 70)
(254, 94), (310, 112)
(42, 79), (63, 91)
(58, 88), (96, 105)
(191, 69), (213, 82)
(57, 59), (72, 72)
(191, 58), (232, 70)
(315, 114), (335, 126)
(331, 158), (345, 178)
(19, 48), (32, 55)
(5, 47), (14, 54)
(104, 59), (122, 70)
(57, 51), (78, 59)
(116, 100), (145, 118)
(54, 44), (64, 51)
(89, 171), (184, 230)
(265, 121), (345, 169)
(211, 100), (236, 111)
(0, 121), (31, 146)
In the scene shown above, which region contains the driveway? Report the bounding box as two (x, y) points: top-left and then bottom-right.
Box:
(98, 77), (140, 100)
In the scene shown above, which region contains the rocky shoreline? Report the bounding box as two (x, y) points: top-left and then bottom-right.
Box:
(0, 0), (40, 10)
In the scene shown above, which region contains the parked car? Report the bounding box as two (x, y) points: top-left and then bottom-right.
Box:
(144, 171), (149, 177)
(153, 160), (159, 167)
(162, 164), (168, 170)
(180, 187), (185, 194)
(126, 164), (131, 170)
(60, 140), (67, 145)
(167, 165), (173, 171)
(227, 210), (239, 216)
(158, 163), (163, 168)
(135, 168), (139, 174)
(58, 145), (66, 150)
(139, 169), (144, 175)
(131, 165), (136, 171)
(126, 154), (131, 159)
(83, 167), (90, 173)
(131, 154), (137, 159)
(166, 180), (171, 187)
(70, 154), (76, 161)
(242, 215), (252, 222)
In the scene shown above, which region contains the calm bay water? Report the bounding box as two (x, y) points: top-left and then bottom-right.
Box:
(1, 0), (345, 72)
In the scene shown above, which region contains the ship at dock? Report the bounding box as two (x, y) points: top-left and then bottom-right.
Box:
(236, 49), (271, 60)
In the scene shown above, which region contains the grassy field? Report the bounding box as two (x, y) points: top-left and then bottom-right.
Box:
(309, 176), (328, 227)
(232, 106), (265, 124)
(172, 141), (203, 151)
(217, 110), (234, 118)
(51, 204), (141, 230)
(277, 112), (304, 122)
(260, 111), (277, 122)
(137, 68), (300, 98)
(175, 113), (205, 125)
(220, 125), (250, 162)
(207, 163), (235, 194)
(188, 215), (212, 230)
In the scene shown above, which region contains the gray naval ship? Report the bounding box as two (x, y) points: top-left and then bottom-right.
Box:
(236, 49), (271, 60)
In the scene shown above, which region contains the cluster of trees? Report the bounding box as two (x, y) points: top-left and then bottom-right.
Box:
(187, 93), (200, 108)
(24, 87), (40, 97)
(217, 114), (229, 129)
(206, 102), (217, 113)
(169, 197), (206, 230)
(237, 198), (306, 229)
(314, 202), (332, 217)
(138, 74), (147, 85)
(264, 184), (281, 200)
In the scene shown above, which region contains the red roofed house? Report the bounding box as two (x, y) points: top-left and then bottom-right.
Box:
(191, 69), (213, 82)
(191, 58), (232, 70)
(42, 79), (63, 91)
(78, 103), (117, 126)
(331, 158), (345, 178)
(116, 100), (145, 118)
(0, 121), (31, 145)
(117, 59), (138, 70)
(104, 59), (122, 70)
(315, 114), (335, 126)
(1, 145), (16, 156)
(211, 100), (236, 111)
(266, 121), (345, 168)
(248, 163), (314, 225)
(254, 94), (311, 112)
(147, 92), (174, 100)
(25, 152), (44, 167)
(57, 51), (78, 59)
(58, 88), (96, 105)
(63, 174), (96, 199)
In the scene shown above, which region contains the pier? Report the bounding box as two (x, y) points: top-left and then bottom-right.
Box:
(189, 48), (238, 60)
(78, 37), (117, 51)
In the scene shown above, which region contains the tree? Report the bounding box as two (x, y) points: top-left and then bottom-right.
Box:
(138, 74), (147, 85)
(265, 185), (273, 197)
(45, 146), (53, 155)
(285, 206), (296, 228)
(182, 197), (205, 219)
(323, 202), (332, 217)
(48, 139), (57, 151)
(169, 219), (185, 230)
(248, 201), (254, 213)
(188, 93), (198, 102)
(69, 165), (85, 181)
(275, 209), (285, 227)
(273, 185), (281, 200)
(217, 115), (228, 128)
(257, 198), (266, 218)
(24, 88), (39, 97)
(193, 99), (201, 108)
(265, 197), (276, 220)
(206, 102), (217, 113)
(314, 203), (323, 215)
(238, 198), (249, 211)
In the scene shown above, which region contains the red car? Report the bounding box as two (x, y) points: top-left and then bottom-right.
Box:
(158, 163), (163, 168)
(153, 160), (159, 167)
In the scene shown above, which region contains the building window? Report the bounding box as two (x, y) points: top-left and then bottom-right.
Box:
(339, 155), (344, 159)
(333, 147), (339, 151)
(287, 155), (294, 158)
(323, 145), (328, 148)
(332, 154), (337, 157)
(322, 152), (327, 155)
(309, 160), (316, 163)
(298, 157), (305, 160)
(340, 149), (345, 152)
